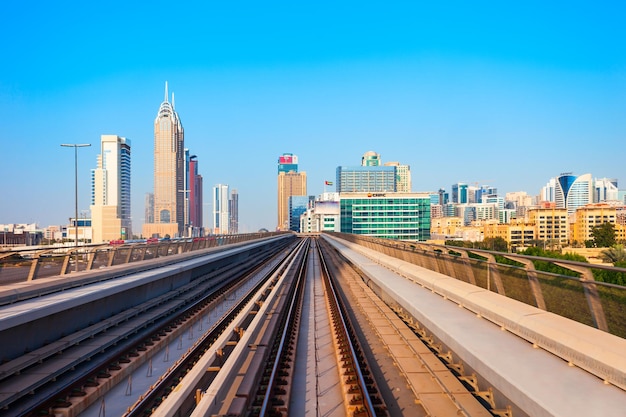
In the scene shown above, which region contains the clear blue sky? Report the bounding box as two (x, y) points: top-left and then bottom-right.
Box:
(1, 1), (624, 233)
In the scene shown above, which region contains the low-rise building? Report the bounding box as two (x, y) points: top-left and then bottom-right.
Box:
(527, 208), (569, 248)
(339, 192), (431, 241)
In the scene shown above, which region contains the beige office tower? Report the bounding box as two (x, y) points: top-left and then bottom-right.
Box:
(143, 82), (185, 238)
(91, 135), (132, 242)
(277, 171), (307, 230)
(384, 161), (412, 192)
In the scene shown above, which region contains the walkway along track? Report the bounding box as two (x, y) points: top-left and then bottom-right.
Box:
(317, 237), (497, 417)
(6, 239), (295, 417)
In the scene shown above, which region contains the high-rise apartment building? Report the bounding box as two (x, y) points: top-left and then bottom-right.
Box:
(143, 82), (185, 238)
(213, 184), (230, 234)
(90, 135), (131, 242)
(229, 189), (239, 234)
(277, 153), (307, 230)
(384, 161), (411, 192)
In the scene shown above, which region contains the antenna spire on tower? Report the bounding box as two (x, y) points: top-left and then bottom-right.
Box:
(164, 81), (169, 103)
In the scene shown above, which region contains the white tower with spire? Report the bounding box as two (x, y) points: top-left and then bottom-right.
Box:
(143, 82), (186, 238)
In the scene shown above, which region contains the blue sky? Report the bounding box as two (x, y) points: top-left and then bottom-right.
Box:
(1, 1), (625, 233)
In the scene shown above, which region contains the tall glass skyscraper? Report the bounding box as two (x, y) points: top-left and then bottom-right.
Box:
(143, 82), (185, 238)
(229, 189), (239, 234)
(188, 154), (203, 234)
(90, 135), (131, 242)
(213, 184), (230, 234)
(451, 183), (468, 204)
(555, 173), (593, 215)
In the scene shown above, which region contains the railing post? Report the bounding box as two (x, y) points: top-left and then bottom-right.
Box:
(125, 247), (134, 264)
(502, 255), (547, 310)
(453, 249), (477, 285)
(60, 253), (71, 275)
(107, 248), (116, 267)
(86, 248), (97, 271)
(470, 252), (506, 295)
(554, 262), (608, 332)
(27, 257), (40, 281)
(415, 244), (437, 271)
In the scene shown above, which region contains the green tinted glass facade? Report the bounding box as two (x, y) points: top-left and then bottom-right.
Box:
(340, 194), (431, 241)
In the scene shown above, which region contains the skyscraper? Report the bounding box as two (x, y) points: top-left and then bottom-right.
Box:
(229, 189), (239, 234)
(188, 154), (203, 234)
(90, 134), (131, 242)
(213, 184), (230, 234)
(555, 173), (593, 216)
(143, 82), (185, 238)
(451, 183), (469, 204)
(277, 153), (307, 230)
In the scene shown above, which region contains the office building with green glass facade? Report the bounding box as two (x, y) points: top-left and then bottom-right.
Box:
(340, 192), (431, 241)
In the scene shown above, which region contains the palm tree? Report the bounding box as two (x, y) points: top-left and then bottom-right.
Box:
(600, 244), (626, 264)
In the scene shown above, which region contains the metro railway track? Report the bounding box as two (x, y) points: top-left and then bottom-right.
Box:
(123, 238), (308, 417)
(314, 238), (386, 416)
(0, 240), (296, 417)
(182, 237), (387, 417)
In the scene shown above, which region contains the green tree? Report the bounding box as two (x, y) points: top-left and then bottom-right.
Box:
(590, 222), (616, 247)
(517, 246), (588, 277)
(600, 244), (626, 264)
(480, 237), (509, 252)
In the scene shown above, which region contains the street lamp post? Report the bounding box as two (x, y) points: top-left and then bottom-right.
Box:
(61, 143), (91, 272)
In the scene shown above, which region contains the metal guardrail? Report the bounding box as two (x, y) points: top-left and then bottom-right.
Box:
(0, 233), (289, 285)
(328, 232), (626, 339)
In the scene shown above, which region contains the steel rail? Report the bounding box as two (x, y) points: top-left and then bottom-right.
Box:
(258, 238), (309, 416)
(316, 239), (379, 417)
(124, 238), (306, 417)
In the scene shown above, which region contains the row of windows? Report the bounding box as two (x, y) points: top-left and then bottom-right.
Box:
(344, 199), (428, 205)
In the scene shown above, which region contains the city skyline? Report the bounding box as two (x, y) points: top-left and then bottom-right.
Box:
(1, 2), (624, 231)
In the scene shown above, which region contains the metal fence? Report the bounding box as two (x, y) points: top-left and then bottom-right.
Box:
(0, 233), (287, 285)
(330, 232), (626, 339)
